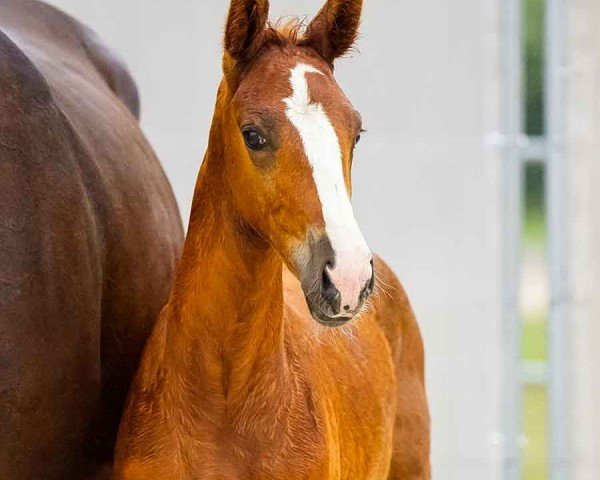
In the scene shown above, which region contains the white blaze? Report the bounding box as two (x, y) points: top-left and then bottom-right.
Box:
(284, 63), (372, 313)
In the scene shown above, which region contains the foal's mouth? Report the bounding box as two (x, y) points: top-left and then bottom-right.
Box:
(305, 291), (370, 327)
(310, 309), (355, 328)
(301, 262), (375, 328)
(297, 234), (375, 328)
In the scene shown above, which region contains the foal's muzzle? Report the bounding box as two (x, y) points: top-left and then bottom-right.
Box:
(300, 237), (375, 327)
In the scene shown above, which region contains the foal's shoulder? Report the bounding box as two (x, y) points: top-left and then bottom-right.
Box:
(372, 255), (412, 309)
(369, 255), (419, 358)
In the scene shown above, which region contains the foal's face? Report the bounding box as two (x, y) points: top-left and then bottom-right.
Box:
(222, 0), (371, 327)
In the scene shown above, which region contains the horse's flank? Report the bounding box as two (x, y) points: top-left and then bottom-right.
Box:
(0, 1), (183, 478)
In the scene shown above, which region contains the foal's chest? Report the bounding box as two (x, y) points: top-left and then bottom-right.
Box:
(272, 322), (397, 479)
(188, 329), (396, 479)
(191, 323), (396, 479)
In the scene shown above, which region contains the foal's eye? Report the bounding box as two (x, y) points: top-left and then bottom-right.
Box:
(242, 128), (267, 151)
(355, 129), (366, 145)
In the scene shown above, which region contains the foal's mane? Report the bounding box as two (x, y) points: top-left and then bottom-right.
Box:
(225, 15), (360, 83)
(262, 17), (307, 49)
(262, 16), (359, 59)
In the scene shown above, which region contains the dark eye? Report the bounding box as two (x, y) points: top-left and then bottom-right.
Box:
(242, 128), (267, 151)
(355, 129), (365, 145)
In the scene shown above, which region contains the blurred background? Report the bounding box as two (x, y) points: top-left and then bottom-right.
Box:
(45, 1), (600, 479)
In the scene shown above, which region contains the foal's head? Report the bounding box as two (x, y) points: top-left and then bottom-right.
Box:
(217, 0), (371, 327)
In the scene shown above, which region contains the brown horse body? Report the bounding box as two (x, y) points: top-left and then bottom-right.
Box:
(0, 1), (183, 478)
(116, 1), (430, 478)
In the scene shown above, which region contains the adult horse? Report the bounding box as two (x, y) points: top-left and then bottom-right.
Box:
(115, 0), (430, 478)
(0, 1), (183, 479)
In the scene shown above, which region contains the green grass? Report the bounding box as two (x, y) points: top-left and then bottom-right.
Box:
(523, 0), (547, 476)
(524, 0), (545, 136)
(522, 166), (548, 480)
(524, 208), (546, 247)
(523, 162), (546, 248)
(523, 386), (548, 480)
(522, 317), (548, 480)
(522, 309), (547, 480)
(522, 317), (547, 361)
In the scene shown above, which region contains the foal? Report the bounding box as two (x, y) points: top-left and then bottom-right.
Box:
(115, 1), (430, 478)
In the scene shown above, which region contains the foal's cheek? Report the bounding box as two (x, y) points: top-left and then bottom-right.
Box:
(248, 150), (277, 171)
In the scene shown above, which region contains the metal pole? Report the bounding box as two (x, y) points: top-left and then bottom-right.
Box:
(501, 0), (524, 478)
(545, 0), (570, 478)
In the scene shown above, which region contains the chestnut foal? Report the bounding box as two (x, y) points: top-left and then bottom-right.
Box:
(114, 1), (430, 478)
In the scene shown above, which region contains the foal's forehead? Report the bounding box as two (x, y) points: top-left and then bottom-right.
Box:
(234, 48), (359, 128)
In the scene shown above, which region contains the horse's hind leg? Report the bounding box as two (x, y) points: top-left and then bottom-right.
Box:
(0, 252), (103, 479)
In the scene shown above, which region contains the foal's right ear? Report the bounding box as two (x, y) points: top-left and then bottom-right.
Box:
(224, 0), (270, 62)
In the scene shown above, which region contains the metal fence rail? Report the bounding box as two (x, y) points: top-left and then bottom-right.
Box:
(545, 0), (570, 478)
(502, 0), (569, 479)
(501, 0), (524, 478)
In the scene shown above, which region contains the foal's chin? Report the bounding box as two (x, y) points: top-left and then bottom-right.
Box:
(307, 304), (357, 328)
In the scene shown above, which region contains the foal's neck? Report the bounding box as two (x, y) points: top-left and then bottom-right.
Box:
(163, 126), (289, 421)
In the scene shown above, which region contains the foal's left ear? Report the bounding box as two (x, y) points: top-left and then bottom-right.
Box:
(224, 0), (270, 62)
(301, 0), (364, 64)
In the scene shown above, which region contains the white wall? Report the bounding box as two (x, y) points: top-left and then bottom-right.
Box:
(566, 0), (600, 477)
(46, 1), (505, 478)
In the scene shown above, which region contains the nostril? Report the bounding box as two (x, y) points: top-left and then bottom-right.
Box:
(368, 270), (375, 292)
(322, 265), (333, 290)
(344, 305), (351, 312)
(322, 265), (341, 315)
(330, 291), (341, 315)
(361, 270), (375, 303)
(367, 258), (376, 291)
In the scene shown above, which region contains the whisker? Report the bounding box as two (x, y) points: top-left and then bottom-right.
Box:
(376, 276), (398, 292)
(374, 282), (394, 301)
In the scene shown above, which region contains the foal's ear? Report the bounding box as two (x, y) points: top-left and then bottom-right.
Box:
(224, 0), (270, 62)
(302, 0), (364, 64)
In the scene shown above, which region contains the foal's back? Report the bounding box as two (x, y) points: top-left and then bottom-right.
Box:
(0, 1), (183, 478)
